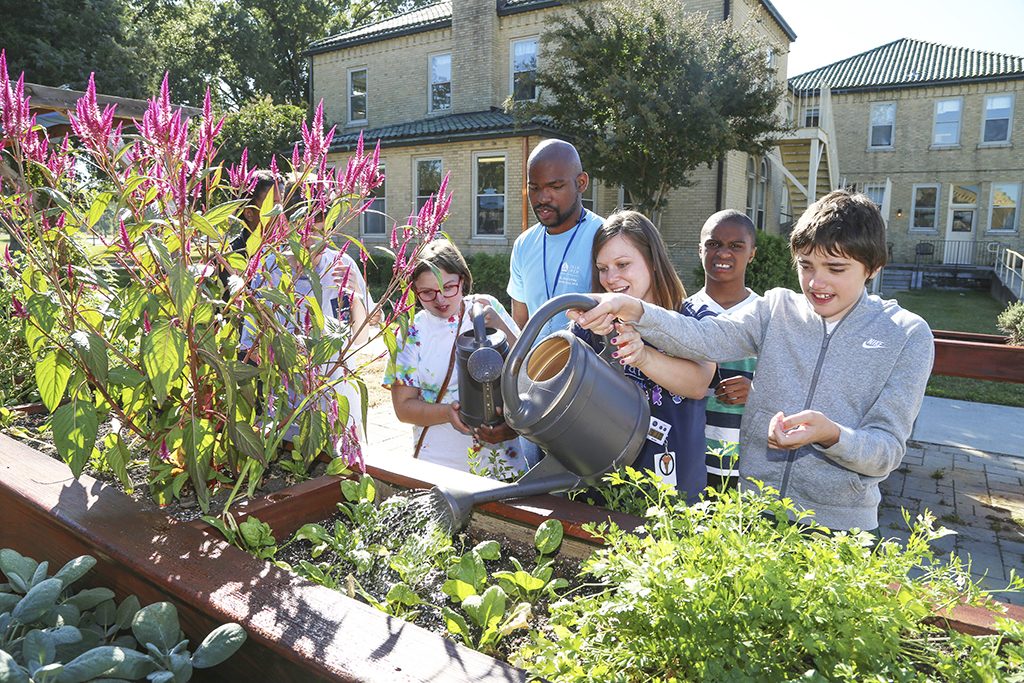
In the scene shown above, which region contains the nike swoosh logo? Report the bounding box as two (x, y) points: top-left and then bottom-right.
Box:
(862, 339), (886, 349)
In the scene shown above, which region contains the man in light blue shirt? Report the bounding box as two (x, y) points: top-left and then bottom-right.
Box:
(507, 139), (604, 342)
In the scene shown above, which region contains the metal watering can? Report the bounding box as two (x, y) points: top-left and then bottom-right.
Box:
(434, 293), (652, 530)
(455, 301), (509, 429)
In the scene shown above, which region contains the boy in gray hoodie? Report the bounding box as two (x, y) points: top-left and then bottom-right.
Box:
(570, 191), (934, 531)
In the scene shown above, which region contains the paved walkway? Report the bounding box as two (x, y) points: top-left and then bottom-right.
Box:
(363, 394), (1024, 604)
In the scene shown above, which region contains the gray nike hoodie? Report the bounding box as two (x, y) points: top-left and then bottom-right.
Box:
(635, 287), (934, 530)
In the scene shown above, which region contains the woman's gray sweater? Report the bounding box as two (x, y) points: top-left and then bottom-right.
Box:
(635, 288), (934, 530)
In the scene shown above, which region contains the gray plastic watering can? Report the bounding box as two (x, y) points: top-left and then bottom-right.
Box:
(455, 301), (509, 429)
(434, 293), (651, 530)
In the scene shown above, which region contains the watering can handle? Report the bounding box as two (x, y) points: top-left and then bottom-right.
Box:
(502, 294), (619, 409)
(471, 301), (489, 346)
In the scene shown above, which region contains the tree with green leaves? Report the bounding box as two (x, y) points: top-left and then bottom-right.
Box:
(216, 96), (306, 167)
(0, 0), (153, 97)
(528, 0), (788, 218)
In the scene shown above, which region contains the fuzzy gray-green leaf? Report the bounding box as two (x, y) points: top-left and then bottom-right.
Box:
(12, 578), (63, 624)
(190, 623), (246, 669)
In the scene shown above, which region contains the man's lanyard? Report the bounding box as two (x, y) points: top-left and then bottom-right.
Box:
(543, 208), (587, 300)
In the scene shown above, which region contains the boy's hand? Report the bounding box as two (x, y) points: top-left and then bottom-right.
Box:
(476, 422), (517, 444)
(768, 410), (841, 450)
(567, 293), (643, 335)
(715, 375), (751, 405)
(610, 321), (648, 369)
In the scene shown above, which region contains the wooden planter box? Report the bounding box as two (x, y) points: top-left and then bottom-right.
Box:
(3, 431), (1022, 682)
(932, 329), (1024, 384)
(0, 433), (539, 682)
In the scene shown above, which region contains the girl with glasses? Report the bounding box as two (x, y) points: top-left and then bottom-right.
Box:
(384, 239), (526, 478)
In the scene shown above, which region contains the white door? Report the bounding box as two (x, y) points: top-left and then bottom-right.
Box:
(944, 184), (978, 265)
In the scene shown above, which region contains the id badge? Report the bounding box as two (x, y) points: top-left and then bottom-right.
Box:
(647, 416), (671, 446)
(656, 450), (677, 487)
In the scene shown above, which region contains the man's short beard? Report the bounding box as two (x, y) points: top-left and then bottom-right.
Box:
(535, 202), (580, 228)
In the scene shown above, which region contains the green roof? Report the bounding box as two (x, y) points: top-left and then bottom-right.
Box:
(309, 1), (795, 54)
(790, 38), (1024, 93)
(329, 109), (557, 151)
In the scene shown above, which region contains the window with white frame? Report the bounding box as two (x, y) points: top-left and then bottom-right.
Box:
(429, 53), (451, 112)
(511, 37), (539, 102)
(362, 163), (386, 236)
(949, 184), (979, 234)
(474, 155), (506, 236)
(910, 184), (940, 231)
(989, 182), (1020, 232)
(745, 158), (756, 219)
(932, 98), (962, 146)
(756, 158), (769, 230)
(982, 94), (1013, 144)
(348, 68), (367, 124)
(617, 186), (636, 211)
(581, 180), (596, 213)
(802, 105), (820, 128)
(864, 183), (886, 209)
(415, 158), (443, 215)
(869, 102), (895, 148)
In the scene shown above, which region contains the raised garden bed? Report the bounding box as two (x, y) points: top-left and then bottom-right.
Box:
(3, 427), (1024, 681)
(932, 329), (1024, 384)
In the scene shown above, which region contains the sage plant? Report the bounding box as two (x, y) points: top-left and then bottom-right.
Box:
(0, 53), (451, 511)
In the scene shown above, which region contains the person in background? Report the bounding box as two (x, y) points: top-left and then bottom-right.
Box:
(686, 210), (760, 491)
(574, 211), (715, 504)
(385, 239), (526, 478)
(242, 185), (369, 447)
(507, 139), (604, 466)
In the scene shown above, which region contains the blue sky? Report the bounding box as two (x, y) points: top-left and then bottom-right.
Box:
(769, 0), (1024, 77)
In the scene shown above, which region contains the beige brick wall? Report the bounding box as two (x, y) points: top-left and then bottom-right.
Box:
(328, 135), (540, 262)
(829, 80), (1024, 262)
(314, 0), (798, 288)
(312, 28), (453, 129)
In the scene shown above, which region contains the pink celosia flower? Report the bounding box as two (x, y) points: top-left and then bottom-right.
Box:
(69, 73), (117, 155)
(227, 148), (257, 195)
(143, 311), (152, 334)
(10, 295), (28, 319)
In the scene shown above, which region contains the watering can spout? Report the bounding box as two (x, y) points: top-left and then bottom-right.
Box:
(433, 455), (584, 530)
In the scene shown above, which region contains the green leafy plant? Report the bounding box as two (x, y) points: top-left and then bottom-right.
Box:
(515, 472), (1024, 682)
(0, 249), (38, 407)
(997, 300), (1024, 346)
(0, 58), (453, 511)
(0, 548), (245, 682)
(201, 514), (279, 561)
(493, 519), (568, 605)
(569, 465), (673, 517)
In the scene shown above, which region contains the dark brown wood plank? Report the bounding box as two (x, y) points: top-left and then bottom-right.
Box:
(933, 338), (1024, 383)
(0, 434), (531, 683)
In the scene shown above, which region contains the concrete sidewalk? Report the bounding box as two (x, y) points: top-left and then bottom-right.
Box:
(880, 396), (1024, 604)
(913, 396), (1024, 457)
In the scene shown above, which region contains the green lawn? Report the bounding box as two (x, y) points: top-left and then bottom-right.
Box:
(887, 289), (1024, 407)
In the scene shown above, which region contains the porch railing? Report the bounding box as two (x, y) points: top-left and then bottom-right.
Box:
(895, 239), (1006, 267)
(994, 245), (1024, 301)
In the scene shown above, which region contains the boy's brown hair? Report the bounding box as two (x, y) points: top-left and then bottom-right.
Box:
(412, 239), (473, 296)
(789, 190), (887, 275)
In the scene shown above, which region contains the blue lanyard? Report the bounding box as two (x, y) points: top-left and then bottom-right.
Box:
(543, 208), (587, 300)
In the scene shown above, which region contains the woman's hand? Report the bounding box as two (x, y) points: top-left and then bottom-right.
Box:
(610, 320), (648, 368)
(566, 293), (644, 335)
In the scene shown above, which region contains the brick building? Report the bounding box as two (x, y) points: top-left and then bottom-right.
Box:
(789, 39), (1024, 273)
(306, 0), (807, 287)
